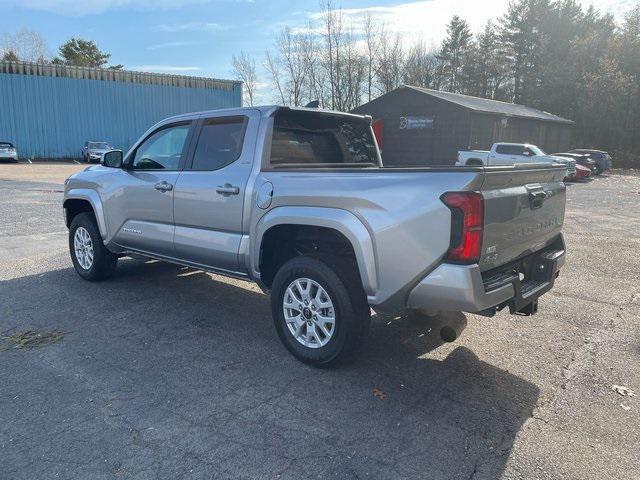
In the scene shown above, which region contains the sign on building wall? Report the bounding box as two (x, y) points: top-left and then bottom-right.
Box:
(399, 116), (434, 130)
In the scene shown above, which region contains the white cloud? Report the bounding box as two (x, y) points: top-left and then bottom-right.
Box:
(155, 22), (227, 33)
(299, 0), (632, 47)
(147, 41), (197, 50)
(129, 65), (202, 72)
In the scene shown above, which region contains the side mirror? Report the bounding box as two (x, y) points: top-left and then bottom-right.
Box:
(101, 150), (123, 168)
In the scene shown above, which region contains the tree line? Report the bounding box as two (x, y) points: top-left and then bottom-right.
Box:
(234, 0), (640, 167)
(1, 30), (121, 69)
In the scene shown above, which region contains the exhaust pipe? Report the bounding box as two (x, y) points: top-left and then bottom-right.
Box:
(440, 325), (461, 342)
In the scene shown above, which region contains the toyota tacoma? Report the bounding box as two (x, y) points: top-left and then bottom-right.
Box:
(63, 106), (567, 366)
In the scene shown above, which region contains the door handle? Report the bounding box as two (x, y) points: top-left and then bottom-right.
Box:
(154, 181), (173, 192)
(216, 184), (240, 196)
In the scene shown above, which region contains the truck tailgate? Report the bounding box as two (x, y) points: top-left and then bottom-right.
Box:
(479, 165), (566, 271)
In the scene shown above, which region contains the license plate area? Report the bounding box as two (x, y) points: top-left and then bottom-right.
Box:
(481, 238), (564, 316)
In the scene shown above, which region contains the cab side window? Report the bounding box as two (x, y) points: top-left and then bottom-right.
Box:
(496, 145), (521, 155)
(191, 116), (247, 171)
(132, 123), (190, 170)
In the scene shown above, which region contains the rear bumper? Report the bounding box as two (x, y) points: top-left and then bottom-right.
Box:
(407, 235), (566, 315)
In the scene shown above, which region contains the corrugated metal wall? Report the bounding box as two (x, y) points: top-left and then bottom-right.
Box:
(0, 71), (242, 158)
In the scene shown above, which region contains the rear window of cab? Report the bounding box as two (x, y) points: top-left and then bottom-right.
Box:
(270, 110), (378, 168)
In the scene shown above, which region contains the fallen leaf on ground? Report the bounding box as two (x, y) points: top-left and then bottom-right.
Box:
(0, 330), (63, 351)
(612, 385), (636, 397)
(373, 388), (386, 400)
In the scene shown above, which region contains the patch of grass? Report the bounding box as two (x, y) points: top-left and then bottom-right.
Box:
(0, 330), (63, 351)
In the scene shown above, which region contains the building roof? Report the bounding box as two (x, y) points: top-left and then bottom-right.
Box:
(405, 85), (574, 125)
(0, 61), (240, 92)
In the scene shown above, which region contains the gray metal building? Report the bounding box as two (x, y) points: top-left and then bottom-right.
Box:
(0, 61), (242, 159)
(352, 85), (574, 166)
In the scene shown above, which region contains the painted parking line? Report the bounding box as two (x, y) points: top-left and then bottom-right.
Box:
(73, 160), (81, 164)
(27, 158), (33, 164)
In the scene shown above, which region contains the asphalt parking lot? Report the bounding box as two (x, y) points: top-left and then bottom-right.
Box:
(1, 163), (639, 480)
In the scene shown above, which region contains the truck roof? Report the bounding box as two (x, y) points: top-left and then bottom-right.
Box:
(162, 105), (371, 123)
(493, 142), (539, 148)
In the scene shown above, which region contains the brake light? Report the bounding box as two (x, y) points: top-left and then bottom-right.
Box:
(441, 192), (484, 264)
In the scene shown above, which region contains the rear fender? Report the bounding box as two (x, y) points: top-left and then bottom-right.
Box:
(252, 206), (378, 299)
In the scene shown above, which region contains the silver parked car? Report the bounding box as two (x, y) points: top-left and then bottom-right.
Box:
(82, 141), (112, 163)
(63, 106), (567, 366)
(0, 142), (18, 162)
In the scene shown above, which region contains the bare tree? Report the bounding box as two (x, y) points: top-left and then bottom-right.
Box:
(232, 51), (258, 106)
(340, 26), (367, 110)
(1, 28), (48, 63)
(264, 50), (286, 105)
(363, 13), (382, 101)
(376, 29), (405, 94)
(298, 23), (327, 106)
(278, 27), (308, 106)
(403, 41), (441, 89)
(320, 0), (344, 109)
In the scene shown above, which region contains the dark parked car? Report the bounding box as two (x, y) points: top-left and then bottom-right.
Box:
(0, 142), (18, 162)
(568, 149), (612, 174)
(553, 153), (597, 173)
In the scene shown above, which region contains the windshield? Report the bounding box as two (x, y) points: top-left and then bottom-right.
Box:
(0, 142), (13, 148)
(529, 145), (546, 155)
(89, 142), (109, 149)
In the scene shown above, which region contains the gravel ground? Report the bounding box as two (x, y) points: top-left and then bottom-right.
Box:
(0, 164), (639, 480)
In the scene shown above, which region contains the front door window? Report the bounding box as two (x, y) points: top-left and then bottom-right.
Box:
(132, 124), (190, 170)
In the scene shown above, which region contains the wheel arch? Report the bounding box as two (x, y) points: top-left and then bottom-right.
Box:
(63, 189), (107, 238)
(252, 207), (377, 298)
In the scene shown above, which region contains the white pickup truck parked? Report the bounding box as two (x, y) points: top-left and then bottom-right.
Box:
(457, 143), (576, 179)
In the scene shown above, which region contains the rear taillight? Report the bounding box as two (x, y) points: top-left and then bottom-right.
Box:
(441, 192), (484, 264)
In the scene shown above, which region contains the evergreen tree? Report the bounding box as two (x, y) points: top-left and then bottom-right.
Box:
(437, 15), (473, 92)
(52, 38), (121, 69)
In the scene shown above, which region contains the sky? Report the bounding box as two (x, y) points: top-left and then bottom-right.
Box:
(0, 0), (635, 101)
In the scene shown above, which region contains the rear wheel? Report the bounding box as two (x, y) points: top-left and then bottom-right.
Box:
(69, 212), (118, 281)
(271, 255), (370, 367)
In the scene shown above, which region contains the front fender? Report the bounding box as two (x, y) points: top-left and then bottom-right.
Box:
(64, 189), (108, 239)
(252, 206), (378, 299)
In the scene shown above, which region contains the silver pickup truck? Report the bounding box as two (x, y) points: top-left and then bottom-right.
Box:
(63, 106), (567, 366)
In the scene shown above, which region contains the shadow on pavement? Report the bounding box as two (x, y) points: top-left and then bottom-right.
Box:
(0, 258), (539, 480)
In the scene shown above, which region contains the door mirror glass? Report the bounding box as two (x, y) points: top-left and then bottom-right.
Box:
(102, 150), (123, 168)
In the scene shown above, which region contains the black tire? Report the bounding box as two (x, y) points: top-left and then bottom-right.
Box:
(69, 212), (118, 281)
(271, 255), (370, 367)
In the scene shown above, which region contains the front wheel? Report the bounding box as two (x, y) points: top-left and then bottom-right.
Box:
(271, 255), (370, 367)
(69, 212), (118, 281)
